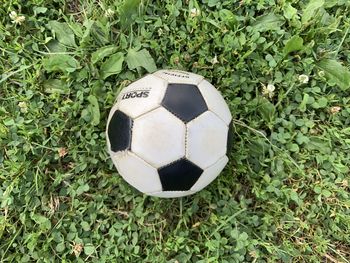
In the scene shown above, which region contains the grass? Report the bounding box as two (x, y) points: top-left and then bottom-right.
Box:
(1, 0), (350, 262)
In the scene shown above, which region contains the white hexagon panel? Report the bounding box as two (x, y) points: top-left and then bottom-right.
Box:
(115, 74), (168, 119)
(131, 107), (186, 168)
(154, 69), (204, 85)
(112, 151), (162, 193)
(186, 111), (228, 169)
(197, 79), (232, 125)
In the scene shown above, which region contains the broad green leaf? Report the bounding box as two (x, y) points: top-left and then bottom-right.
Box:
(283, 35), (304, 55)
(56, 243), (65, 253)
(0, 123), (8, 139)
(42, 54), (80, 73)
(295, 119), (304, 126)
(33, 7), (47, 14)
(287, 143), (300, 152)
(322, 189), (332, 198)
(31, 214), (51, 231)
(302, 0), (325, 24)
(81, 221), (90, 231)
(252, 13), (284, 32)
(324, 0), (338, 8)
(208, 0), (220, 7)
(126, 49), (157, 73)
(3, 119), (15, 126)
(318, 59), (350, 90)
(219, 9), (237, 29)
(203, 17), (221, 29)
(100, 52), (124, 79)
(84, 244), (95, 255)
(296, 133), (310, 144)
(87, 95), (100, 126)
(290, 191), (299, 202)
(48, 21), (76, 47)
(248, 140), (270, 156)
(76, 183), (90, 195)
(120, 0), (141, 29)
(81, 19), (94, 45)
(342, 127), (350, 135)
(91, 46), (118, 64)
(43, 79), (68, 94)
(314, 186), (322, 194)
(258, 97), (275, 123)
(312, 97), (328, 108)
(333, 163), (349, 174)
(306, 137), (331, 154)
(47, 40), (67, 53)
(68, 23), (83, 38)
(25, 233), (39, 252)
(299, 93), (309, 112)
(31, 214), (49, 224)
(283, 3), (297, 20)
(90, 22), (110, 46)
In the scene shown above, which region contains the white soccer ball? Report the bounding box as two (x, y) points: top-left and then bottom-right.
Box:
(106, 69), (232, 198)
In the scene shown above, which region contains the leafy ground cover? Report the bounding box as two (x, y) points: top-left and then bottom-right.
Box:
(1, 0), (350, 262)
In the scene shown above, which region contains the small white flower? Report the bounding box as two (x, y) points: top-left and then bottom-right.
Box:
(18, 101), (28, 113)
(190, 8), (200, 17)
(267, 84), (275, 92)
(9, 11), (17, 20)
(330, 106), (341, 114)
(15, 16), (25, 24)
(262, 83), (275, 99)
(105, 8), (114, 17)
(157, 28), (163, 36)
(211, 55), (218, 65)
(298, 74), (309, 84)
(9, 11), (25, 25)
(341, 179), (348, 187)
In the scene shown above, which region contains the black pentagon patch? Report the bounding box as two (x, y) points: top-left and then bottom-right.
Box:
(158, 159), (203, 191)
(107, 110), (132, 152)
(226, 121), (233, 155)
(161, 84), (208, 123)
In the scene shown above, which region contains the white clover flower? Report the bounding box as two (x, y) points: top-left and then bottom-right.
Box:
(9, 11), (25, 25)
(105, 8), (114, 17)
(158, 28), (163, 36)
(262, 83), (275, 99)
(18, 101), (28, 113)
(330, 106), (341, 114)
(267, 84), (275, 92)
(211, 55), (218, 65)
(15, 16), (25, 24)
(9, 11), (17, 20)
(58, 147), (68, 157)
(298, 74), (309, 84)
(190, 8), (200, 17)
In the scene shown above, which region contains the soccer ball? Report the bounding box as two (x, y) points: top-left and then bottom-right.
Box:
(107, 69), (232, 198)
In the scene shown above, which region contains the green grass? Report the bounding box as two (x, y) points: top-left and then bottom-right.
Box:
(1, 0), (350, 262)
